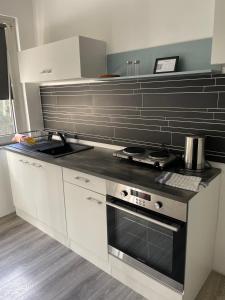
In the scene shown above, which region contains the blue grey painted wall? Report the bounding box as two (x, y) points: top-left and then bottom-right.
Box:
(107, 38), (215, 76)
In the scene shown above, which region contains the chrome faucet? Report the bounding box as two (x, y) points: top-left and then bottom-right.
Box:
(48, 131), (67, 145)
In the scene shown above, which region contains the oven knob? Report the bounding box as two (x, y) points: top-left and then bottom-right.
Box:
(120, 190), (128, 197)
(154, 201), (163, 210)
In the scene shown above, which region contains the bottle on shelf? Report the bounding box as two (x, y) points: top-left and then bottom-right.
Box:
(126, 60), (133, 76)
(134, 60), (140, 76)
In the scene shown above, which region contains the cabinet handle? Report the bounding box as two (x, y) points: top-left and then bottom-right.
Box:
(75, 176), (90, 183)
(19, 159), (29, 164)
(31, 162), (42, 168)
(86, 197), (102, 205)
(41, 69), (53, 74)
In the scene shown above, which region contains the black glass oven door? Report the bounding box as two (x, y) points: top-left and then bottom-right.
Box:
(107, 197), (186, 286)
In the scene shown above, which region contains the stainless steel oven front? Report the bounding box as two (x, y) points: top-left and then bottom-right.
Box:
(106, 181), (187, 293)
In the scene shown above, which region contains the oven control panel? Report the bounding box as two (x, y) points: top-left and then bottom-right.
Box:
(106, 181), (187, 222)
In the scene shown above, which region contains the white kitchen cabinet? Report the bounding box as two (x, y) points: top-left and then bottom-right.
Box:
(6, 152), (67, 237)
(18, 36), (106, 83)
(64, 181), (108, 270)
(7, 152), (37, 218)
(211, 0), (225, 65)
(63, 167), (106, 195)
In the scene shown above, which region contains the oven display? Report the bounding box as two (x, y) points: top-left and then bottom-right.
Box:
(131, 190), (151, 201)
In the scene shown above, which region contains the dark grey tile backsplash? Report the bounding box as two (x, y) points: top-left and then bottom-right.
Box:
(40, 72), (225, 163)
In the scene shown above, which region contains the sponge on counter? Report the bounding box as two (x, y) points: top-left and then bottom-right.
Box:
(12, 134), (36, 145)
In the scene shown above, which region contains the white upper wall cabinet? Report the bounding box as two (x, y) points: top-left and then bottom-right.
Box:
(211, 0), (225, 65)
(18, 36), (106, 83)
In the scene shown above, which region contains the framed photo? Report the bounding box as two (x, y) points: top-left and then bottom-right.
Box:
(153, 56), (179, 74)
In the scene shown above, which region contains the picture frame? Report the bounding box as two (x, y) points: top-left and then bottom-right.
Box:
(153, 56), (179, 74)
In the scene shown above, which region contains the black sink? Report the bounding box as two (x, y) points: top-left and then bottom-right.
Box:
(9, 141), (93, 158)
(37, 143), (93, 157)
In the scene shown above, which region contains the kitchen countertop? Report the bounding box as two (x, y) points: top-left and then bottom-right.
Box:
(4, 143), (221, 203)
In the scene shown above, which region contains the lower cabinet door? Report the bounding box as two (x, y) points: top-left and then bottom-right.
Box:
(64, 182), (108, 262)
(7, 152), (37, 218)
(35, 161), (67, 236)
(7, 152), (67, 236)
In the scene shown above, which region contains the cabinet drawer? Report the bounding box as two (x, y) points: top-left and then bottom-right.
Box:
(63, 168), (106, 195)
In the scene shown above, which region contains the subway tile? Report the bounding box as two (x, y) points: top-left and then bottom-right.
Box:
(110, 117), (167, 127)
(92, 107), (140, 116)
(51, 91), (91, 96)
(41, 84), (90, 92)
(141, 109), (213, 120)
(138, 87), (203, 94)
(76, 134), (113, 145)
(139, 73), (212, 83)
(216, 77), (225, 85)
(70, 114), (110, 123)
(115, 127), (171, 145)
(171, 132), (187, 147)
(93, 94), (142, 107)
(214, 112), (225, 120)
(110, 122), (160, 131)
(204, 86), (225, 92)
(43, 112), (73, 120)
(218, 92), (225, 108)
(76, 123), (114, 138)
(140, 78), (215, 89)
(112, 139), (159, 149)
(89, 89), (134, 95)
(205, 153), (225, 164)
(57, 95), (93, 106)
(168, 120), (225, 132)
(143, 93), (218, 108)
(89, 82), (140, 91)
(56, 106), (93, 114)
(44, 119), (75, 132)
(162, 126), (225, 138)
(41, 95), (57, 105)
(212, 73), (225, 78)
(206, 136), (225, 153)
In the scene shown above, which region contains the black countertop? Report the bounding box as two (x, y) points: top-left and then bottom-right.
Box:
(4, 143), (221, 203)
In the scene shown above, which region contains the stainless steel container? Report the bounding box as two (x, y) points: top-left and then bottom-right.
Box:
(184, 136), (205, 171)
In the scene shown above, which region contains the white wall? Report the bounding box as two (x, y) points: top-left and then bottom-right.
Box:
(0, 0), (43, 132)
(33, 0), (215, 54)
(0, 0), (37, 50)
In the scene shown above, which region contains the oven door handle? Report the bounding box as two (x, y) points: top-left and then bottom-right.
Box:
(106, 202), (180, 232)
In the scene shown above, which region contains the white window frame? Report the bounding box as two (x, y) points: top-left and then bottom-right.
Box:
(0, 14), (30, 144)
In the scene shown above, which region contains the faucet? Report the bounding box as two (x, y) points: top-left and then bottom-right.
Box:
(48, 131), (67, 145)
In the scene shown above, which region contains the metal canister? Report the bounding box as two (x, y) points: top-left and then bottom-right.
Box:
(184, 136), (205, 171)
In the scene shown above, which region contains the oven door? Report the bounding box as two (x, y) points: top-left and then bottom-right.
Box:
(107, 196), (186, 293)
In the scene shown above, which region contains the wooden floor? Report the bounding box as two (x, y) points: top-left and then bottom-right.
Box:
(0, 214), (224, 300)
(0, 214), (144, 300)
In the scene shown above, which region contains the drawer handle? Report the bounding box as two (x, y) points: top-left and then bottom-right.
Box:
(19, 159), (29, 164)
(41, 69), (53, 74)
(31, 162), (43, 168)
(86, 197), (102, 205)
(75, 176), (90, 183)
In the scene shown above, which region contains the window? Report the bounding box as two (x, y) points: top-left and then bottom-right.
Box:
(0, 100), (15, 136)
(0, 23), (16, 138)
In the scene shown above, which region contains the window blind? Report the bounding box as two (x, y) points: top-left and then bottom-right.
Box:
(0, 24), (9, 100)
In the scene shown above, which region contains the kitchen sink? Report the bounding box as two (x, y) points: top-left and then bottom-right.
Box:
(10, 141), (93, 158)
(37, 143), (93, 157)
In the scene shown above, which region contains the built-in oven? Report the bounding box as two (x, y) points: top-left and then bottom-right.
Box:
(106, 181), (187, 293)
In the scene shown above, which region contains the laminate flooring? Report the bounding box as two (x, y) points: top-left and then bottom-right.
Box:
(0, 214), (224, 300)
